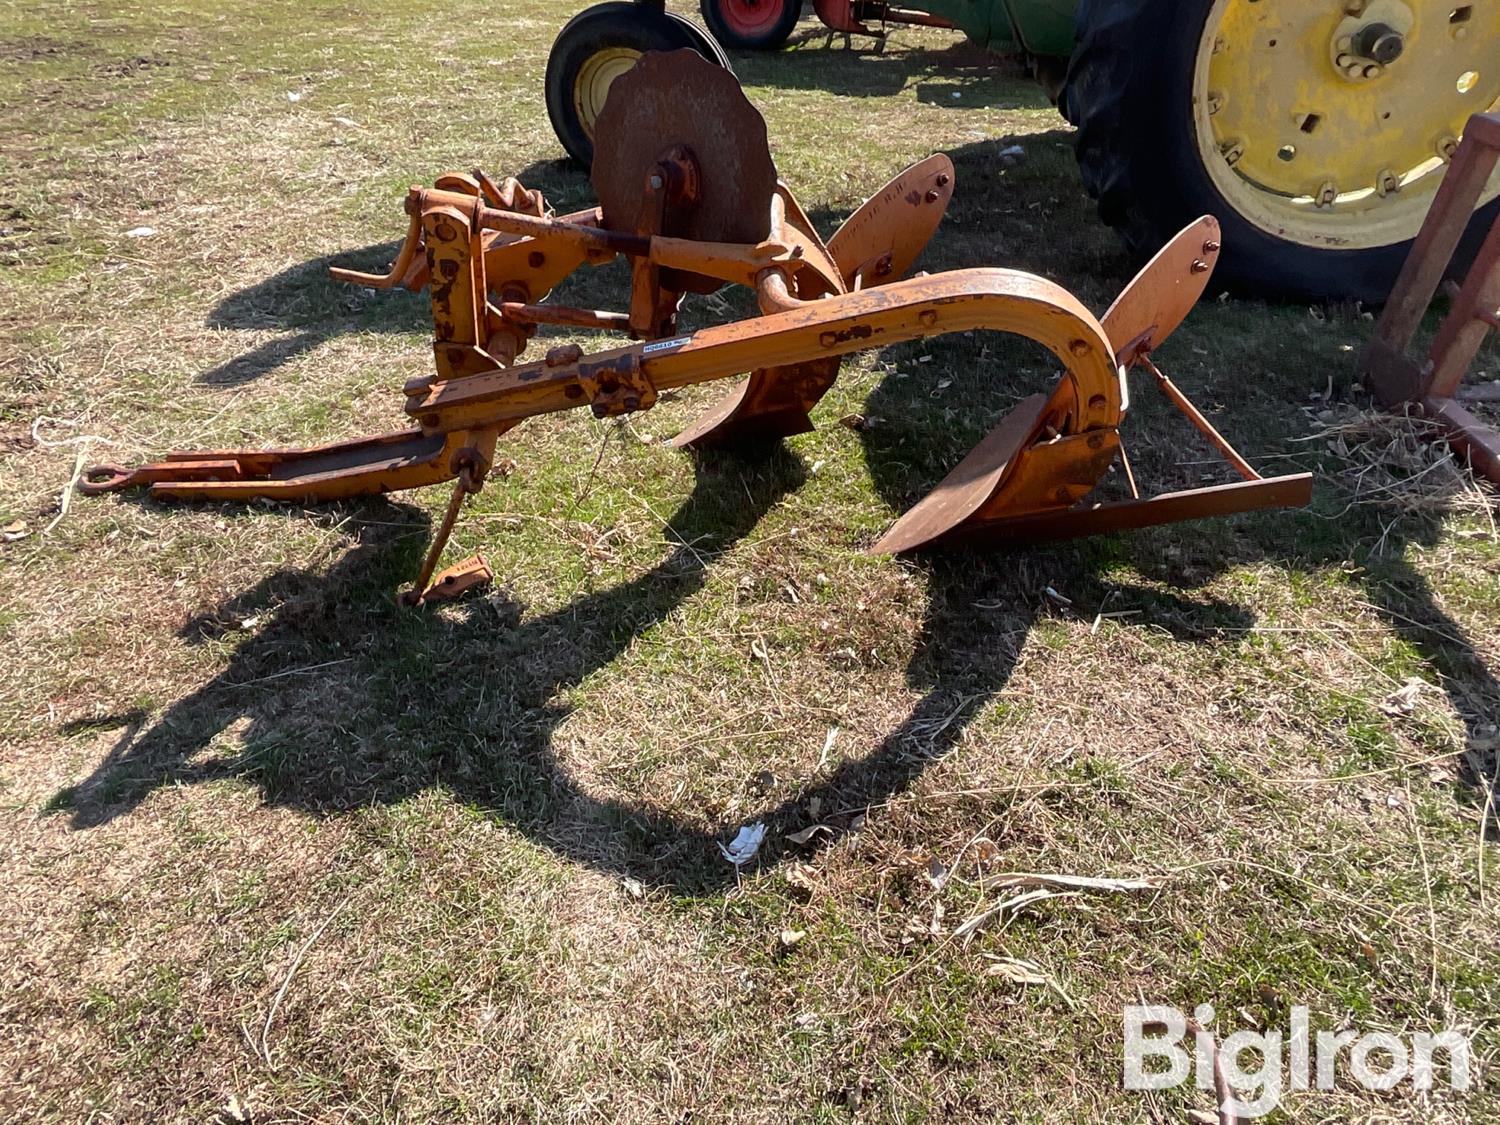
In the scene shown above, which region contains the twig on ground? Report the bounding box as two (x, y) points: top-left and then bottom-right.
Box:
(1405, 781), (1441, 1001)
(260, 894), (354, 1070)
(42, 450), (87, 535)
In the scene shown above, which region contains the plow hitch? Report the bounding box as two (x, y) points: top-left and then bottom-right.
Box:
(84, 50), (1311, 603)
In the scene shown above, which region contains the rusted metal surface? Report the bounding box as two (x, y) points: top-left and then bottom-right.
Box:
(409, 555), (494, 606)
(1360, 112), (1500, 487)
(929, 474), (1316, 548)
(826, 153), (955, 292)
(1101, 216), (1221, 366)
(591, 50), (777, 252)
(85, 50), (1309, 601)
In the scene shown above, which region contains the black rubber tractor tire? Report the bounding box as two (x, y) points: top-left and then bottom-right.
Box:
(546, 2), (731, 167)
(699, 0), (801, 51)
(1060, 0), (1500, 303)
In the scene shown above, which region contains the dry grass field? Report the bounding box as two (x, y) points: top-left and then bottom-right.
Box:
(3, 2), (1499, 1121)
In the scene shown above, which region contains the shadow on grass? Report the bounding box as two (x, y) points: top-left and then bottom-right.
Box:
(728, 31), (1043, 108)
(195, 240), (430, 385)
(56, 444), (1254, 892)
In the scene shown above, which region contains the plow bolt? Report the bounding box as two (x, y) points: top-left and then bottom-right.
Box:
(547, 343), (584, 367)
(1069, 339), (1092, 357)
(935, 173), (950, 186)
(1191, 259), (1210, 274)
(925, 188), (941, 202)
(1203, 240), (1220, 254)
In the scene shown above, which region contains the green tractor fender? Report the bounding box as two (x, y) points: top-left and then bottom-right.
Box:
(918, 0), (1074, 57)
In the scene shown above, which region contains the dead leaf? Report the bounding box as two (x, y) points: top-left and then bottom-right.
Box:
(785, 823), (831, 846)
(983, 956), (1048, 985)
(621, 877), (644, 900)
(2, 520), (28, 542)
(838, 412), (867, 431)
(1380, 677), (1425, 716)
(785, 862), (818, 894)
(926, 856), (949, 890)
(972, 837), (999, 872)
(779, 928), (805, 949)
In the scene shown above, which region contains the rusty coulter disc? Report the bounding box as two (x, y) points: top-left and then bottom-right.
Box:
(590, 49), (778, 256)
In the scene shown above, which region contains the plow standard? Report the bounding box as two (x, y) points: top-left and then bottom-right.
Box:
(82, 51), (1311, 604)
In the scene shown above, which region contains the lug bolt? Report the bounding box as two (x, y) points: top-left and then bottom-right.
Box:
(1222, 140), (1245, 166)
(1206, 90), (1225, 115)
(1376, 169), (1400, 196)
(1438, 135), (1459, 161)
(1363, 64), (1382, 79)
(1316, 182), (1338, 207)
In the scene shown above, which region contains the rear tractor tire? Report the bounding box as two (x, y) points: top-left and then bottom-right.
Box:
(1062, 0), (1500, 301)
(545, 2), (731, 167)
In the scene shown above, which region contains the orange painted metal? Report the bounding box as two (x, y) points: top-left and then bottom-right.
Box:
(83, 50), (1308, 600)
(1361, 112), (1500, 486)
(826, 153), (955, 292)
(1101, 216), (1221, 365)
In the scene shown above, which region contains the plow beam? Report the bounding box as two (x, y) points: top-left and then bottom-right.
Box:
(80, 427), (505, 503)
(404, 268), (1122, 436)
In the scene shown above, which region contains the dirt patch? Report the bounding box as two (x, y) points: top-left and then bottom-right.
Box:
(0, 37), (82, 62)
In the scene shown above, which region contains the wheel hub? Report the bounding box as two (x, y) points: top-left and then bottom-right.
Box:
(1328, 0), (1414, 83)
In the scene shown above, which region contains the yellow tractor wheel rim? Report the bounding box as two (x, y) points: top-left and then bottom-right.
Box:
(1194, 0), (1500, 250)
(574, 47), (643, 141)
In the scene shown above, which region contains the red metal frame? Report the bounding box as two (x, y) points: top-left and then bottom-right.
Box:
(1361, 112), (1500, 484)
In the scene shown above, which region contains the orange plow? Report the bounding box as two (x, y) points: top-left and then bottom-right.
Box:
(82, 51), (1311, 604)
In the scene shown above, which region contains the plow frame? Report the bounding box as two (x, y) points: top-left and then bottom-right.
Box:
(81, 51), (1310, 604)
